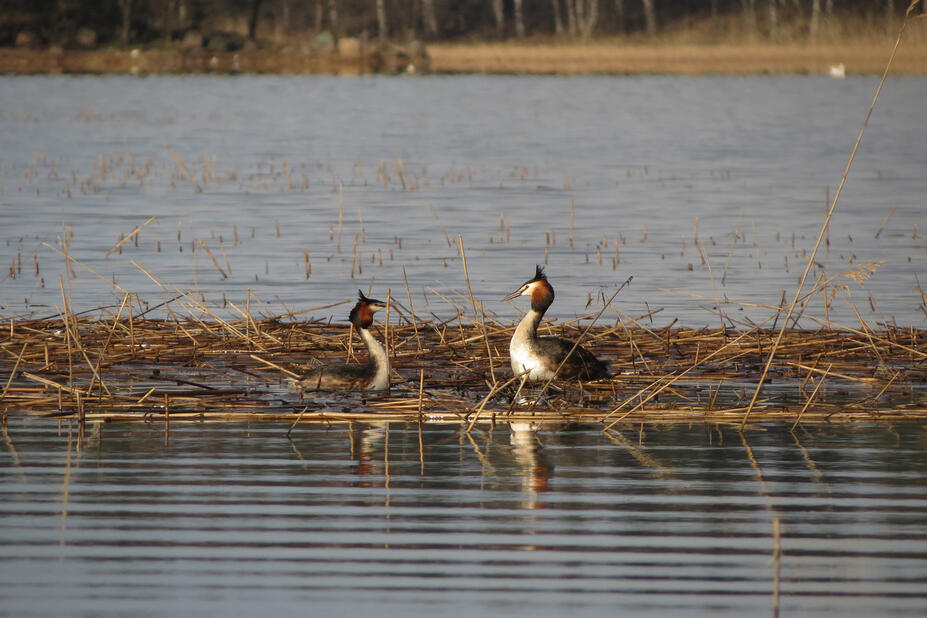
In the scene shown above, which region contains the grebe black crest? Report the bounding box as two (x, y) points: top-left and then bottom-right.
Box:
(503, 265), (609, 382)
(289, 290), (390, 392)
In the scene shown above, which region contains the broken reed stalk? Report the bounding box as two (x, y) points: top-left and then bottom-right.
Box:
(569, 200), (575, 250)
(791, 363), (831, 431)
(104, 216), (157, 259)
(164, 146), (202, 193)
(693, 217), (726, 330)
(430, 203), (453, 248)
(337, 182), (344, 252)
(458, 235), (496, 387)
(251, 354), (300, 378)
(287, 405), (310, 437)
(402, 267), (422, 353)
(385, 288), (392, 397)
(85, 293), (131, 397)
(199, 239), (228, 279)
(603, 324), (766, 430)
(466, 369), (529, 433)
(0, 343), (28, 414)
(42, 242), (130, 295)
(875, 205), (896, 239)
(742, 4), (917, 428)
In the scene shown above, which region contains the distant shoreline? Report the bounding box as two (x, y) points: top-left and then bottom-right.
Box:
(1, 40), (925, 76)
(428, 41), (927, 76)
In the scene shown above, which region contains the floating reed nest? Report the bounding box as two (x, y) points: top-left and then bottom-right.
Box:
(1, 306), (925, 430)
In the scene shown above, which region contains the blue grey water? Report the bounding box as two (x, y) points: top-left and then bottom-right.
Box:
(2, 75), (927, 616)
(1, 420), (927, 616)
(0, 74), (925, 328)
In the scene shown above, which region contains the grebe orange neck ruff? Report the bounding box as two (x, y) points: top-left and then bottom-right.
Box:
(290, 290), (390, 392)
(502, 266), (609, 383)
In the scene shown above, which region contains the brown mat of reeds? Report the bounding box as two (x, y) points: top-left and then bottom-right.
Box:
(1, 314), (925, 427)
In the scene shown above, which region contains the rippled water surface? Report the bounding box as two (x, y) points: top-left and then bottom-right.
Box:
(2, 74), (927, 615)
(2, 420), (927, 616)
(1, 74), (926, 327)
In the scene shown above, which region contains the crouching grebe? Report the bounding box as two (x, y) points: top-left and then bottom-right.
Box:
(503, 266), (609, 382)
(289, 290), (390, 392)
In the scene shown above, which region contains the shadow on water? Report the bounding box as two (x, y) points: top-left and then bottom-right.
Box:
(1, 418), (926, 616)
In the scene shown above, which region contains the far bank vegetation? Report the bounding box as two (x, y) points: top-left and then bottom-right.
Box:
(3, 0), (925, 51)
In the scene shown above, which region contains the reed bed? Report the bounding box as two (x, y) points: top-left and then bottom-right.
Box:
(1, 307), (925, 430)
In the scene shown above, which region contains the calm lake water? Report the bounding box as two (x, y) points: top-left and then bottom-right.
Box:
(2, 420), (927, 616)
(2, 74), (927, 615)
(0, 74), (926, 327)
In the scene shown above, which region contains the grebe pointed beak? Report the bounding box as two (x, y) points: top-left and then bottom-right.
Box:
(502, 285), (527, 302)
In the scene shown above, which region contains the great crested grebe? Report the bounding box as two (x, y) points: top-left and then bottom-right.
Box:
(503, 266), (609, 382)
(289, 290), (390, 392)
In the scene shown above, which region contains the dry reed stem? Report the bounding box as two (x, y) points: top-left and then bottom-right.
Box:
(42, 242), (129, 295)
(250, 354), (300, 378)
(458, 235), (496, 387)
(875, 205), (897, 239)
(430, 203), (453, 248)
(164, 146), (202, 193)
(199, 239), (228, 279)
(105, 217), (157, 259)
(743, 7), (918, 427)
(385, 288), (392, 396)
(0, 343), (28, 410)
(3, 312), (926, 426)
(402, 267), (423, 353)
(792, 363), (831, 430)
(604, 324), (768, 430)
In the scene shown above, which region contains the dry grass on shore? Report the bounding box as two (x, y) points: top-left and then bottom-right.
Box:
(427, 40), (927, 76)
(3, 14), (925, 76)
(429, 13), (927, 75)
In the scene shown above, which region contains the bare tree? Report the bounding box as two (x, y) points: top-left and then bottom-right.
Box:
(377, 0), (387, 40)
(552, 0), (564, 34)
(565, 0), (577, 36)
(422, 0), (439, 37)
(492, 0), (505, 37)
(768, 0), (778, 39)
(119, 0), (132, 45)
(642, 0), (656, 36)
(741, 0), (756, 35)
(329, 0), (339, 41)
(249, 0), (263, 40)
(278, 0), (291, 38)
(809, 0), (821, 38)
(615, 0), (625, 34)
(514, 0), (525, 37)
(579, 0), (599, 38)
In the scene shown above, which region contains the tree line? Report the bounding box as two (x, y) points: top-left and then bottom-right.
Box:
(1, 0), (916, 47)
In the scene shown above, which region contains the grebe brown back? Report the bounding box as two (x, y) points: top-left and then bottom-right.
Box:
(503, 265), (609, 382)
(289, 290), (390, 392)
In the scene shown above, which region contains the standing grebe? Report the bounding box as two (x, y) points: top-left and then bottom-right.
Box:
(503, 266), (609, 382)
(289, 290), (390, 391)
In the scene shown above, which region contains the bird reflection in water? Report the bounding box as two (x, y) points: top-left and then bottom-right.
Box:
(509, 422), (553, 510)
